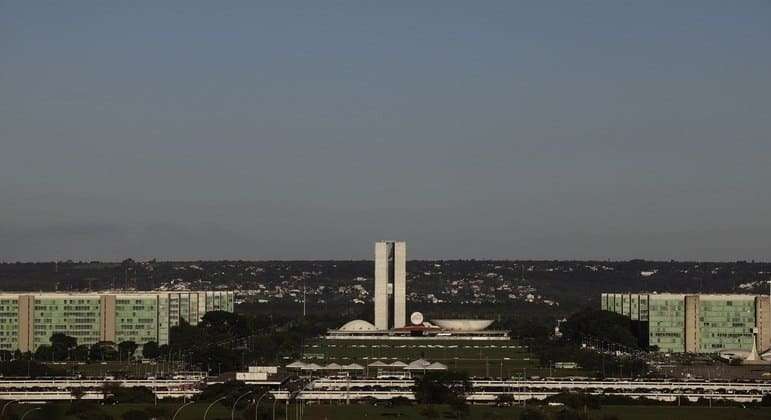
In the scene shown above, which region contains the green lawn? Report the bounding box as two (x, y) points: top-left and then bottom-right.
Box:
(302, 405), (771, 420)
(598, 406), (771, 420)
(8, 402), (770, 420)
(9, 402), (252, 420)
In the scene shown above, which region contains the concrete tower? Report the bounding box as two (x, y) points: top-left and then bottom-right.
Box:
(374, 241), (407, 330)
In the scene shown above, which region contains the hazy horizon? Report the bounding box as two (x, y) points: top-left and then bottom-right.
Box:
(2, 2), (770, 262)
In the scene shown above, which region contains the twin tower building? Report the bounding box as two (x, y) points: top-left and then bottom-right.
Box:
(374, 241), (407, 330)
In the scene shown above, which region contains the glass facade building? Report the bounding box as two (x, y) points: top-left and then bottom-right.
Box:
(602, 293), (770, 353)
(0, 298), (19, 351)
(0, 291), (234, 352)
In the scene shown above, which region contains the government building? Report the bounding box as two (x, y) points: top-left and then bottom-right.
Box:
(601, 292), (770, 353)
(0, 291), (234, 352)
(327, 241), (508, 341)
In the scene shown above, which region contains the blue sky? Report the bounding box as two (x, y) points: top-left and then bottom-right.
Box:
(1, 1), (770, 261)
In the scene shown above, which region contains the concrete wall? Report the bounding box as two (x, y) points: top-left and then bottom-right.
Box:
(756, 296), (771, 352)
(100, 295), (116, 343)
(393, 242), (407, 328)
(374, 242), (389, 330)
(17, 295), (33, 353)
(684, 295), (700, 353)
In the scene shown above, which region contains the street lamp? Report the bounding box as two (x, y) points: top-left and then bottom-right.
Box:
(20, 407), (42, 420)
(1, 400), (20, 418)
(171, 400), (194, 420)
(254, 390), (271, 419)
(204, 395), (229, 420)
(272, 397), (280, 420)
(231, 390), (255, 420)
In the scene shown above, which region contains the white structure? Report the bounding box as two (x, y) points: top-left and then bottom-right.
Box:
(327, 240), (507, 340)
(374, 241), (406, 330)
(338, 319), (378, 332)
(430, 319), (494, 331)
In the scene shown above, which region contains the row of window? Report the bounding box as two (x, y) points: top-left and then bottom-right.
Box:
(116, 305), (155, 311)
(117, 299), (153, 304)
(35, 299), (96, 304)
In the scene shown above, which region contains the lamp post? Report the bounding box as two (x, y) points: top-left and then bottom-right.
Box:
(254, 390), (270, 419)
(231, 390), (255, 420)
(272, 397), (280, 420)
(20, 407), (41, 420)
(1, 400), (19, 418)
(171, 400), (194, 420)
(204, 395), (229, 420)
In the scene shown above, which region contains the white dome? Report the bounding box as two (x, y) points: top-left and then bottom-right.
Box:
(338, 319), (378, 332)
(431, 319), (494, 331)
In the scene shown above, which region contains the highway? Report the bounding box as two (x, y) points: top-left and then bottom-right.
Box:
(292, 377), (771, 403)
(2, 376), (769, 403)
(0, 378), (203, 401)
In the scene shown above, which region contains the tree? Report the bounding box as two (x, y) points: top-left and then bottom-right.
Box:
(110, 386), (155, 404)
(0, 359), (62, 377)
(73, 344), (90, 361)
(562, 310), (639, 348)
(118, 341), (138, 360)
(200, 310), (246, 334)
(157, 344), (170, 358)
(169, 319), (200, 352)
(50, 333), (78, 361)
(35, 344), (54, 361)
(90, 341), (117, 361)
(496, 394), (515, 407)
(102, 382), (121, 400)
(414, 371), (471, 405)
(71, 388), (86, 400)
(189, 344), (240, 374)
(142, 341), (160, 359)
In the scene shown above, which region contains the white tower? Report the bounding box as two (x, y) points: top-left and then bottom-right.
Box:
(374, 241), (407, 330)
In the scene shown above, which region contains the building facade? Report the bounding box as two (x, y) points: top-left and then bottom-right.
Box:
(601, 293), (770, 353)
(0, 291), (234, 352)
(374, 241), (406, 330)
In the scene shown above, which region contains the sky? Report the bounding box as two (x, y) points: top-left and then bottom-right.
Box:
(1, 1), (770, 262)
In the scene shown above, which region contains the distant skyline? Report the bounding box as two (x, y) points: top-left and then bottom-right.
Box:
(2, 1), (770, 262)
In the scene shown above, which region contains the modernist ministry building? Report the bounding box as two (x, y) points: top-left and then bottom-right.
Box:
(602, 292), (770, 353)
(0, 291), (234, 352)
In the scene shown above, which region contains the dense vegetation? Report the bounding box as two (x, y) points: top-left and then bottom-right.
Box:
(0, 310), (343, 377)
(561, 310), (640, 349)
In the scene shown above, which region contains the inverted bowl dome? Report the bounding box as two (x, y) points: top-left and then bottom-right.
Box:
(430, 319), (494, 331)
